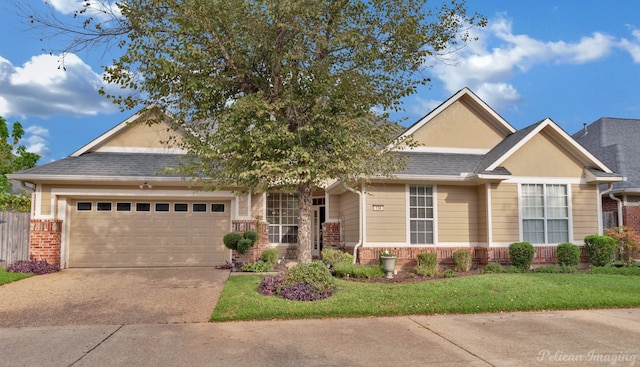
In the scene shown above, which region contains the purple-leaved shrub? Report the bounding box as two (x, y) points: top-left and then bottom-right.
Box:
(280, 282), (334, 301)
(8, 260), (59, 275)
(258, 274), (284, 296)
(258, 262), (336, 301)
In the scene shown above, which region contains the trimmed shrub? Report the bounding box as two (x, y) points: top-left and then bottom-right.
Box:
(509, 242), (535, 271)
(321, 247), (354, 268)
(415, 252), (438, 276)
(452, 249), (472, 272)
(604, 226), (640, 266)
(242, 230), (259, 243)
(584, 235), (617, 267)
(7, 260), (59, 275)
(223, 232), (243, 251)
(332, 263), (385, 278)
(556, 242), (580, 267)
(482, 263), (505, 274)
(261, 248), (279, 266)
(283, 261), (335, 292)
(241, 260), (273, 272)
(442, 269), (457, 278)
(236, 238), (254, 254)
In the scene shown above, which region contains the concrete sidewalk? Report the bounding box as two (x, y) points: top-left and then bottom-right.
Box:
(1, 308), (639, 367)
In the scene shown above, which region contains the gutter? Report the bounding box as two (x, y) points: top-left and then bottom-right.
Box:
(602, 183), (623, 228)
(342, 182), (364, 264)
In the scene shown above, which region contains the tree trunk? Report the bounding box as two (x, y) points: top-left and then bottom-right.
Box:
(297, 180), (313, 264)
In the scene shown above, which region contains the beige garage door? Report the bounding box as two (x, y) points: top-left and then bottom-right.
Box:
(69, 199), (231, 267)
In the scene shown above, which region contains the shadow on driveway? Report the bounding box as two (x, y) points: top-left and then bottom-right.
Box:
(0, 268), (229, 328)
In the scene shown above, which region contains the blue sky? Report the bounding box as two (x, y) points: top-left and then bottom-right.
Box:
(1, 1), (640, 163)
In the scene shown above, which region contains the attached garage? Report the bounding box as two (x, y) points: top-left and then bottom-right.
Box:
(68, 199), (231, 267)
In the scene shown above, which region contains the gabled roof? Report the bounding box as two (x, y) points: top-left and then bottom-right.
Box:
(573, 117), (640, 192)
(398, 87), (516, 142)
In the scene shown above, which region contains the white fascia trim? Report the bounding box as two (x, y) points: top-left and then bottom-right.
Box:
(394, 146), (490, 154)
(71, 108), (150, 157)
(503, 176), (585, 185)
(94, 146), (188, 154)
(50, 187), (236, 198)
(8, 175), (188, 183)
(487, 118), (614, 173)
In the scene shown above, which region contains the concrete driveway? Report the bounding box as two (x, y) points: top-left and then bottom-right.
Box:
(0, 268), (229, 328)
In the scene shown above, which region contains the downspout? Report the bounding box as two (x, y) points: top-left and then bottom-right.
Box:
(342, 182), (363, 264)
(603, 183), (623, 228)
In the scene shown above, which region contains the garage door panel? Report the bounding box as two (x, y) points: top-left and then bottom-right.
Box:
(69, 199), (231, 267)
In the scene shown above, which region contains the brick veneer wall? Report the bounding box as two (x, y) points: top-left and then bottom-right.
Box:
(231, 220), (269, 262)
(623, 206), (640, 232)
(322, 222), (340, 248)
(29, 219), (62, 266)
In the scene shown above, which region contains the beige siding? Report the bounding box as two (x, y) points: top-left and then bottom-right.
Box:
(98, 120), (182, 150)
(237, 194), (249, 217)
(40, 185), (52, 216)
(477, 184), (488, 244)
(364, 184), (406, 243)
(437, 185), (479, 243)
(340, 191), (360, 243)
(572, 184), (599, 241)
(410, 98), (506, 149)
(491, 183), (519, 243)
(327, 193), (340, 220)
(502, 130), (584, 177)
(251, 193), (265, 219)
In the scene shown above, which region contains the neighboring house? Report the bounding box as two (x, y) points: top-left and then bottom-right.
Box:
(8, 88), (623, 269)
(573, 118), (640, 231)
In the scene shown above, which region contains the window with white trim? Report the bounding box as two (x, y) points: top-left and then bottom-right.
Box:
(521, 184), (569, 244)
(409, 185), (434, 245)
(267, 193), (298, 244)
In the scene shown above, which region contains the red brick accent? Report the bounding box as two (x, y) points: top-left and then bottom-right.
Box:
(622, 206), (640, 233)
(357, 247), (488, 270)
(322, 222), (340, 248)
(231, 220), (269, 262)
(29, 219), (62, 266)
(357, 245), (588, 269)
(602, 197), (619, 212)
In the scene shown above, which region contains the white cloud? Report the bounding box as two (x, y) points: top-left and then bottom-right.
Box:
(619, 29), (640, 63)
(48, 0), (122, 19)
(427, 15), (617, 111)
(0, 53), (125, 118)
(23, 125), (51, 157)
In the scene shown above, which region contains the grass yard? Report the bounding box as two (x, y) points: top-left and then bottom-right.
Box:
(0, 268), (32, 286)
(211, 273), (640, 322)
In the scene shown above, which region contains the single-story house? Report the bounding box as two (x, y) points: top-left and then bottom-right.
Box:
(573, 117), (640, 231)
(9, 88), (623, 268)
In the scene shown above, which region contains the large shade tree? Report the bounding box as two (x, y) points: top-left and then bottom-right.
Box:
(23, 0), (485, 263)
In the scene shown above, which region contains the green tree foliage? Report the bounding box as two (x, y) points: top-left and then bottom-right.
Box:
(25, 0), (485, 263)
(0, 115), (40, 196)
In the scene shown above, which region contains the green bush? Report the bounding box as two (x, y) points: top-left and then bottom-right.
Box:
(590, 265), (640, 276)
(584, 235), (617, 267)
(236, 238), (254, 254)
(532, 265), (558, 273)
(556, 242), (580, 267)
(415, 252), (438, 276)
(261, 248), (279, 266)
(509, 242), (535, 271)
(242, 230), (259, 243)
(223, 232), (243, 251)
(321, 247), (354, 267)
(332, 263), (385, 278)
(241, 260), (273, 272)
(482, 263), (505, 273)
(442, 269), (457, 278)
(283, 261), (335, 291)
(452, 250), (472, 272)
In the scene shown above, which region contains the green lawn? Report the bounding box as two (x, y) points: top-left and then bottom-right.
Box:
(211, 273), (640, 321)
(0, 269), (32, 286)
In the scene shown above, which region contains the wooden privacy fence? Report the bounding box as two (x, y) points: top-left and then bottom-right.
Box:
(0, 212), (30, 268)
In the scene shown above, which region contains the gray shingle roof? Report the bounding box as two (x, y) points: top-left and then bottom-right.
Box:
(573, 118), (640, 191)
(398, 152), (484, 176)
(13, 152), (186, 178)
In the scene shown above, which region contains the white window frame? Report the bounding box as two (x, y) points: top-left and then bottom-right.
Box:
(267, 192), (299, 244)
(407, 184), (436, 245)
(519, 183), (572, 244)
